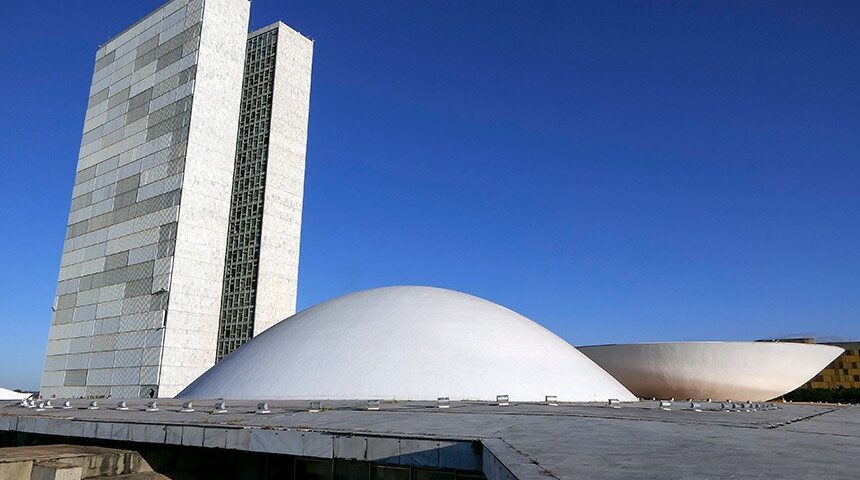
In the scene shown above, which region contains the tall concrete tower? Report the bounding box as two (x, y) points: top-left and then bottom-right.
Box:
(216, 23), (313, 361)
(40, 0), (313, 399)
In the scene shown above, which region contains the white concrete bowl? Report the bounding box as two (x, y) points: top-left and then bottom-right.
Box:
(578, 342), (843, 401)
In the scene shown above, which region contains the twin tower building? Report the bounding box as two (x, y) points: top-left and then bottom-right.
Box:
(40, 0), (313, 399)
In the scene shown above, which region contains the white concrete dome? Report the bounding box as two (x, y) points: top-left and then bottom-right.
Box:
(178, 286), (636, 402)
(579, 342), (844, 402)
(0, 387), (31, 401)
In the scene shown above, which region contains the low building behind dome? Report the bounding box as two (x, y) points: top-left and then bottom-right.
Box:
(579, 342), (844, 401)
(177, 286), (636, 402)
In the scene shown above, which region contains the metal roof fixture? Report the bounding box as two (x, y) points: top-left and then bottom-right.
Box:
(366, 399), (381, 411)
(180, 401), (195, 413)
(213, 402), (228, 414)
(256, 402), (270, 414)
(145, 401), (159, 412)
(35, 402), (46, 412)
(608, 398), (621, 409)
(545, 395), (558, 406)
(689, 402), (702, 412)
(44, 400), (54, 409)
(308, 401), (321, 413)
(658, 400), (671, 411)
(88, 400), (99, 410)
(116, 401), (129, 411)
(496, 395), (509, 406)
(62, 401), (72, 409)
(19, 399), (29, 408)
(437, 397), (450, 409)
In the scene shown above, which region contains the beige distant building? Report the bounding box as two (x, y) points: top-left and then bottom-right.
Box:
(804, 342), (860, 389)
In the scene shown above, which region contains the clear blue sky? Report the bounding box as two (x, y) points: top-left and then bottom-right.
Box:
(1, 1), (858, 390)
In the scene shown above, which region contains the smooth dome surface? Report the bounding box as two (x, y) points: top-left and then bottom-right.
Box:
(0, 387), (31, 401)
(579, 342), (844, 401)
(178, 286), (636, 402)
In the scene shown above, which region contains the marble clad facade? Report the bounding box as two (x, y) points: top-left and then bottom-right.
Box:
(40, 0), (312, 398)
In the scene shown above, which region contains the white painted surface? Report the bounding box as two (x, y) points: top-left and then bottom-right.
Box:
(178, 286), (637, 402)
(161, 0), (251, 397)
(0, 387), (32, 401)
(579, 342), (844, 401)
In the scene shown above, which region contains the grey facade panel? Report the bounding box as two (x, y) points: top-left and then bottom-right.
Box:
(127, 103), (151, 124)
(88, 88), (110, 109)
(128, 88), (153, 111)
(116, 174), (141, 195)
(156, 47), (183, 71)
(107, 87), (131, 110)
(94, 50), (116, 72)
(64, 369), (88, 387)
(104, 251), (130, 271)
(137, 36), (160, 58)
(134, 49), (158, 71)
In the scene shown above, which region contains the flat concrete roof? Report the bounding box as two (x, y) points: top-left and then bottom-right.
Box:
(2, 399), (857, 479)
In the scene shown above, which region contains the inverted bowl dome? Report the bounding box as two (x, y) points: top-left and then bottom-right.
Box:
(579, 342), (843, 401)
(178, 286), (636, 402)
